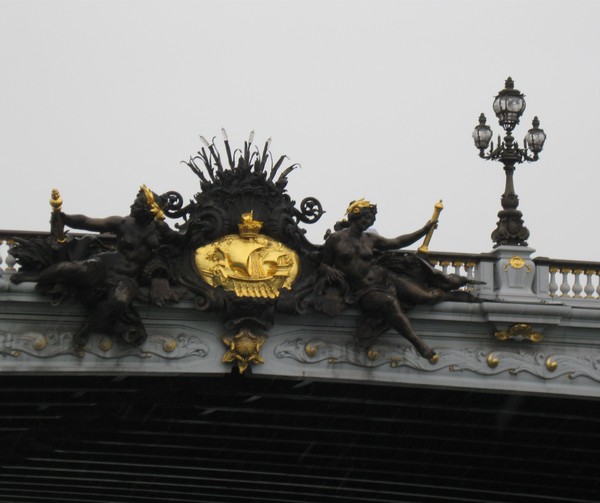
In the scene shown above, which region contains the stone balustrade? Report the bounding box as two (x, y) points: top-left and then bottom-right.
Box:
(428, 251), (600, 303)
(3, 230), (600, 398)
(533, 257), (600, 300)
(0, 232), (30, 272)
(426, 251), (495, 291)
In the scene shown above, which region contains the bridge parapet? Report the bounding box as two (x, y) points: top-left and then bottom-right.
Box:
(2, 243), (600, 398)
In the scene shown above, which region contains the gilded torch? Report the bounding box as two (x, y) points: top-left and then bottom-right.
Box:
(50, 189), (66, 243)
(418, 200), (444, 254)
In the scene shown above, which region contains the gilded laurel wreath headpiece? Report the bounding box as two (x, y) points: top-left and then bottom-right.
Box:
(140, 184), (166, 221)
(345, 198), (376, 215)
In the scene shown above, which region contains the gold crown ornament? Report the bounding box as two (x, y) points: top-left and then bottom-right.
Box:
(238, 211), (263, 237)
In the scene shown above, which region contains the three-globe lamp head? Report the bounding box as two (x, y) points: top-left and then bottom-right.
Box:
(472, 77), (546, 156)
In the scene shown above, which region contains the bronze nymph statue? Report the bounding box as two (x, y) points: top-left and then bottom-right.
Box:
(317, 199), (467, 360)
(11, 186), (185, 347)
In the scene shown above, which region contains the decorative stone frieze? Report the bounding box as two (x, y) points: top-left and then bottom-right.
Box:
(2, 284), (600, 398)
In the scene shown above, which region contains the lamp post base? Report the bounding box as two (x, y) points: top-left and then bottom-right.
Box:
(491, 208), (530, 247)
(491, 245), (537, 301)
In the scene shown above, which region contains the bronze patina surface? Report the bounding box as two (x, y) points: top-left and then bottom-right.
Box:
(8, 132), (473, 371)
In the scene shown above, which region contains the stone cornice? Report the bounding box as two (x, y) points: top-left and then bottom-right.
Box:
(2, 276), (600, 398)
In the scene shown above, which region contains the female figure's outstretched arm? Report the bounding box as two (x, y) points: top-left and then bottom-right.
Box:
(60, 213), (123, 234)
(371, 220), (436, 251)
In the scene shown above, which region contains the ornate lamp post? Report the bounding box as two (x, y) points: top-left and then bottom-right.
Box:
(473, 77), (546, 247)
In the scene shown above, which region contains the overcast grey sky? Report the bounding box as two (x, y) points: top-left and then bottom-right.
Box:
(2, 0), (599, 261)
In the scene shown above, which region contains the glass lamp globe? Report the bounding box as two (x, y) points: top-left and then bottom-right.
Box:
(492, 77), (526, 132)
(524, 117), (546, 153)
(472, 113), (493, 150)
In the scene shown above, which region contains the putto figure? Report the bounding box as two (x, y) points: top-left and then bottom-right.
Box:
(316, 199), (468, 360)
(11, 186), (185, 347)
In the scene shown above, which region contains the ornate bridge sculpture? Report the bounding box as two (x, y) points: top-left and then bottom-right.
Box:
(8, 132), (469, 373)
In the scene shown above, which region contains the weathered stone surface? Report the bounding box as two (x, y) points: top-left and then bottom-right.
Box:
(3, 269), (600, 398)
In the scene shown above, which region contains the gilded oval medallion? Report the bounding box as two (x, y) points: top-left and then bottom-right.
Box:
(194, 212), (300, 299)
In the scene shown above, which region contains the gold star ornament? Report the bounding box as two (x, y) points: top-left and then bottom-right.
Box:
(222, 329), (267, 374)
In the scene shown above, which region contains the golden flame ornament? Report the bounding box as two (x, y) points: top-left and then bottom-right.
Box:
(418, 200), (443, 254)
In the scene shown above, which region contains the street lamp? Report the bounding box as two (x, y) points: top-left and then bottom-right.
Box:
(472, 77), (546, 247)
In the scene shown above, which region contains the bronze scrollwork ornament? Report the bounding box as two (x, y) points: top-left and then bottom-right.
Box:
(9, 131), (473, 371)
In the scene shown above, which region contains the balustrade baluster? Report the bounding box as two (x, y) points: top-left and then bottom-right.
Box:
(464, 262), (476, 292)
(0, 240), (4, 271)
(548, 267), (559, 297)
(560, 268), (572, 297)
(453, 261), (464, 276)
(584, 270), (596, 299)
(572, 269), (584, 298)
(440, 260), (450, 275)
(465, 262), (475, 280)
(5, 240), (16, 271)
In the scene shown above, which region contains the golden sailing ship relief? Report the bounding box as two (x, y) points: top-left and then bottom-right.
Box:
(194, 212), (300, 299)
